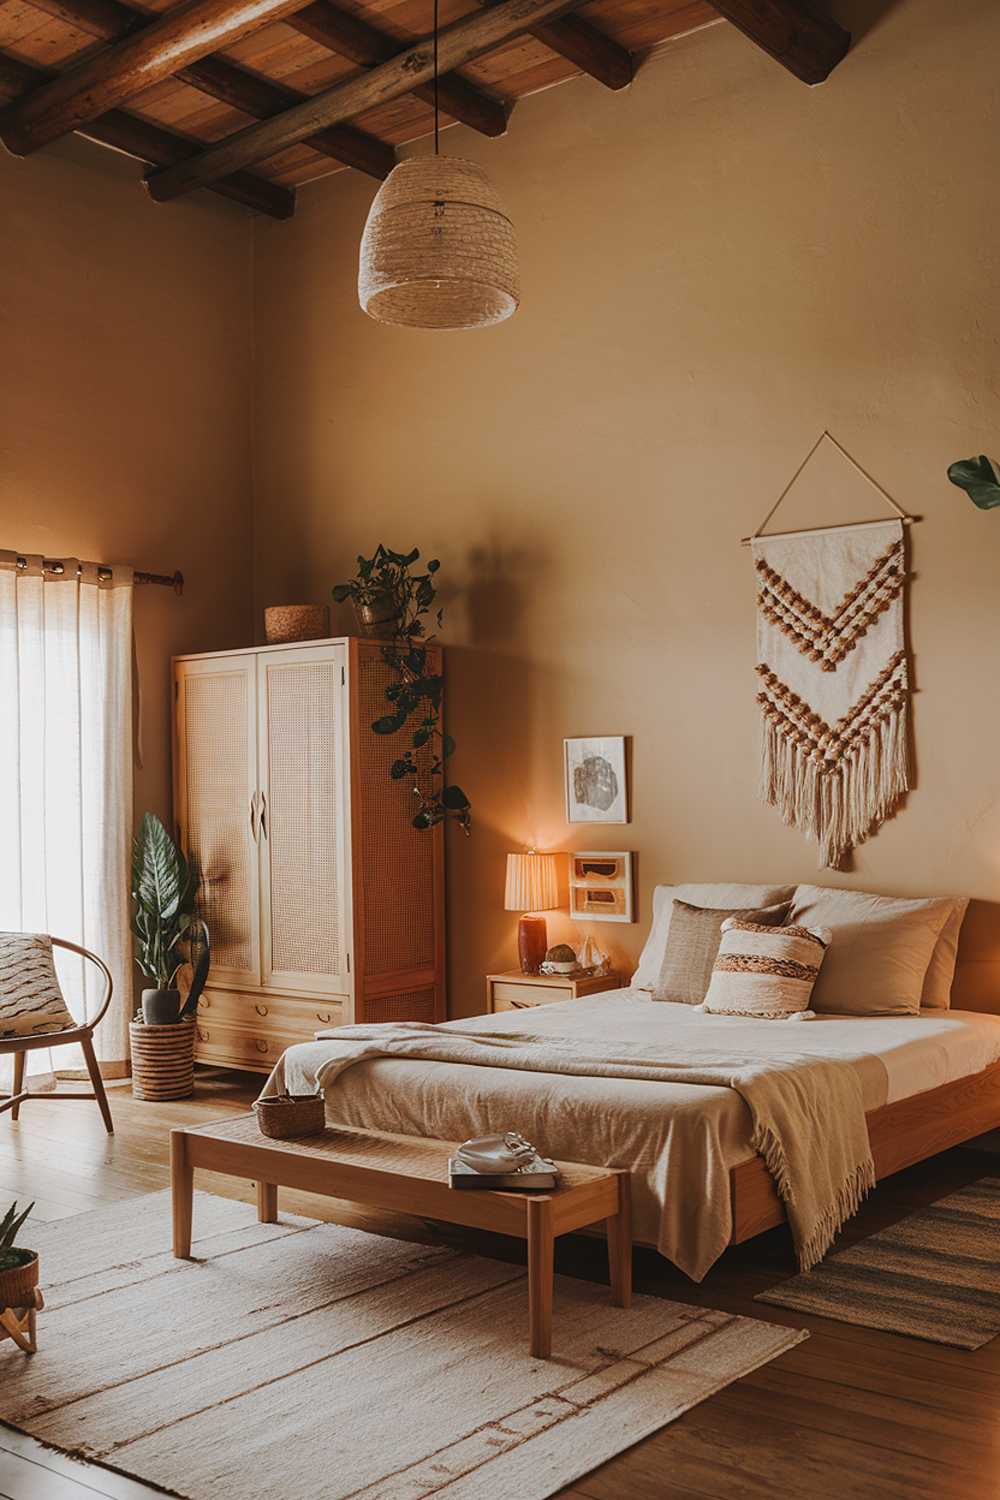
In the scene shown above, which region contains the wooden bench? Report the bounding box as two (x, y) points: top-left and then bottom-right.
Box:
(170, 1114), (631, 1359)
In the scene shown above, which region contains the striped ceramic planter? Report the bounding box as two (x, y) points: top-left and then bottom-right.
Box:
(130, 1018), (196, 1101)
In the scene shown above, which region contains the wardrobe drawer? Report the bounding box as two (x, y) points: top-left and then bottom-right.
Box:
(195, 1021), (304, 1072)
(197, 989), (345, 1037)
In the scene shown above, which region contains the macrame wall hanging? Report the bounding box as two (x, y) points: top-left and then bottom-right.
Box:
(744, 432), (916, 869)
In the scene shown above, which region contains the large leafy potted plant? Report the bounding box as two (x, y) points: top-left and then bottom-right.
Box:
(129, 813), (209, 1101)
(0, 1201), (37, 1314)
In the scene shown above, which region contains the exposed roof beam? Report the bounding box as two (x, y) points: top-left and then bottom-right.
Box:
(146, 0), (585, 203)
(24, 0), (394, 178)
(288, 1), (510, 139)
(475, 0), (632, 90)
(708, 0), (849, 84)
(0, 47), (294, 216)
(0, 0), (319, 156)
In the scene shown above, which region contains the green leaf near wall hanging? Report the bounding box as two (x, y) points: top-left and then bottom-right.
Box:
(947, 455), (1000, 509)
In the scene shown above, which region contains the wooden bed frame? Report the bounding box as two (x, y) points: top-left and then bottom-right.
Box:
(730, 912), (1000, 1243)
(730, 1057), (1000, 1242)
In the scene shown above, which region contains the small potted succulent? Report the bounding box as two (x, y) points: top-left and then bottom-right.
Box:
(0, 1201), (37, 1312)
(129, 813), (210, 1100)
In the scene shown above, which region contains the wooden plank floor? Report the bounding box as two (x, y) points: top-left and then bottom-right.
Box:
(1, 1068), (997, 1500)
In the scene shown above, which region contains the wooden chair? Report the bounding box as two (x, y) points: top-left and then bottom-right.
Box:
(0, 937), (114, 1134)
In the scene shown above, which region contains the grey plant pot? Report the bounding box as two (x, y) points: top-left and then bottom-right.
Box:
(141, 987), (181, 1025)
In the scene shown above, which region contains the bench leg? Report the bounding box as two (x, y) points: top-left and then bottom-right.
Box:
(170, 1130), (193, 1258)
(527, 1197), (554, 1360)
(608, 1171), (632, 1309)
(257, 1180), (278, 1223)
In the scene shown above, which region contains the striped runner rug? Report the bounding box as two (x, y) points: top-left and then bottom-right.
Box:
(756, 1177), (1000, 1349)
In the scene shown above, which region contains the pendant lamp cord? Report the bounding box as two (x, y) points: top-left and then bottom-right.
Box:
(433, 0), (440, 155)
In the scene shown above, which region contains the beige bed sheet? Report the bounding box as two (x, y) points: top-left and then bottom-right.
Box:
(271, 991), (1000, 1280)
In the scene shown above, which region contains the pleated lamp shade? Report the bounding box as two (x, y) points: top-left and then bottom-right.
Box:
(358, 157), (519, 330)
(504, 852), (559, 913)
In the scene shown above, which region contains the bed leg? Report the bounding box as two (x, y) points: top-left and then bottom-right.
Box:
(527, 1197), (554, 1360)
(608, 1171), (632, 1309)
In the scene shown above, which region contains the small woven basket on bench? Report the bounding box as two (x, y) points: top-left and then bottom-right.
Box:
(253, 1094), (325, 1139)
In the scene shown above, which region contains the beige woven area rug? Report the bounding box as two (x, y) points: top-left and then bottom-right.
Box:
(3, 1192), (804, 1500)
(757, 1178), (1000, 1349)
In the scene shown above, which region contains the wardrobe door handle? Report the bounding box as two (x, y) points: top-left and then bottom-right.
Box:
(249, 794), (258, 842)
(255, 1039), (269, 1054)
(255, 1004), (269, 1017)
(259, 793), (268, 840)
(316, 1012), (333, 1023)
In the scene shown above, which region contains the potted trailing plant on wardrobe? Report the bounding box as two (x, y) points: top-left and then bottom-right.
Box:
(0, 1201), (37, 1313)
(129, 813), (210, 1101)
(333, 547), (471, 834)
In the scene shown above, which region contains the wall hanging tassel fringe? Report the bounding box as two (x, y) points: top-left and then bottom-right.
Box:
(747, 434), (915, 868)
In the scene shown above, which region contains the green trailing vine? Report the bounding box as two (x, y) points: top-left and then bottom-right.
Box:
(333, 546), (471, 834)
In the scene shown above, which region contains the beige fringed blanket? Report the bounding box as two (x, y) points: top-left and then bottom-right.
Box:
(264, 1021), (875, 1274)
(753, 517), (910, 868)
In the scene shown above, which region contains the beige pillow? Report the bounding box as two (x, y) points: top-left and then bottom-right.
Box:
(701, 918), (831, 1020)
(921, 898), (970, 1009)
(0, 933), (77, 1039)
(787, 886), (957, 1016)
(653, 898), (791, 1005)
(633, 883), (796, 992)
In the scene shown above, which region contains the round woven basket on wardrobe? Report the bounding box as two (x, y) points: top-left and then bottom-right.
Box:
(359, 158), (519, 330)
(130, 1019), (195, 1101)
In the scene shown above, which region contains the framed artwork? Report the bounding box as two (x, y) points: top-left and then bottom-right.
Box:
(569, 851), (634, 923)
(564, 736), (628, 824)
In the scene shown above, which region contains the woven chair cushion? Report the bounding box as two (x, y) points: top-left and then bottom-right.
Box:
(0, 933), (78, 1040)
(652, 898), (791, 1005)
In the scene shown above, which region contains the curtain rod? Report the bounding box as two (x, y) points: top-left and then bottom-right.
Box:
(12, 555), (184, 593)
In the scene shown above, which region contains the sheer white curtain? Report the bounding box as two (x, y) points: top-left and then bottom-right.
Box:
(0, 553), (133, 1083)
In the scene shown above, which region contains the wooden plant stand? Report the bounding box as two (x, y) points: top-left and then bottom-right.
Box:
(0, 1288), (43, 1354)
(171, 1115), (632, 1360)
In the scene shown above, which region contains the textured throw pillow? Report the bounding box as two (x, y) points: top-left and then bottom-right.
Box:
(633, 883), (796, 992)
(0, 933), (77, 1040)
(787, 886), (957, 1017)
(653, 898), (791, 1005)
(700, 918), (831, 1020)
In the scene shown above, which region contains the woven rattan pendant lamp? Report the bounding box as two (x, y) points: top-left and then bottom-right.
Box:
(358, 1), (519, 330)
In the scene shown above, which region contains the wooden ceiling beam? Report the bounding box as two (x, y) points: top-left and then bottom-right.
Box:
(528, 15), (633, 90)
(0, 0), (320, 156)
(24, 0), (395, 178)
(474, 0), (632, 90)
(145, 0), (586, 202)
(288, 1), (510, 139)
(708, 0), (849, 84)
(0, 47), (294, 217)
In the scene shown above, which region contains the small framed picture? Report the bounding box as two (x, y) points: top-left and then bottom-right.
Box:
(564, 736), (628, 824)
(569, 851), (634, 923)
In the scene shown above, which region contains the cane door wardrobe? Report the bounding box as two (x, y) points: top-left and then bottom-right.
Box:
(172, 637), (445, 1073)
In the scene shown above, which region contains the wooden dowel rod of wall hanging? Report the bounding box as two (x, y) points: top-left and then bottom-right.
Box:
(739, 429), (919, 547)
(10, 555), (184, 591)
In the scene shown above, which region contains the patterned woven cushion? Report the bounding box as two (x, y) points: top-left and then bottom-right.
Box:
(0, 933), (77, 1039)
(653, 899), (791, 1005)
(700, 918), (831, 1020)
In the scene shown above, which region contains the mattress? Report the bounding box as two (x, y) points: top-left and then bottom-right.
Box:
(274, 989), (1000, 1280)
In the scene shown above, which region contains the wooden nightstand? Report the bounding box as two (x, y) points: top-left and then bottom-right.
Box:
(487, 970), (623, 1013)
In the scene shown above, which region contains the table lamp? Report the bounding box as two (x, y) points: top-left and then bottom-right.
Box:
(504, 851), (559, 974)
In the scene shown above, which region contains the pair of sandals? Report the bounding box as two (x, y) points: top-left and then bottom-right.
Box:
(453, 1131), (554, 1176)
